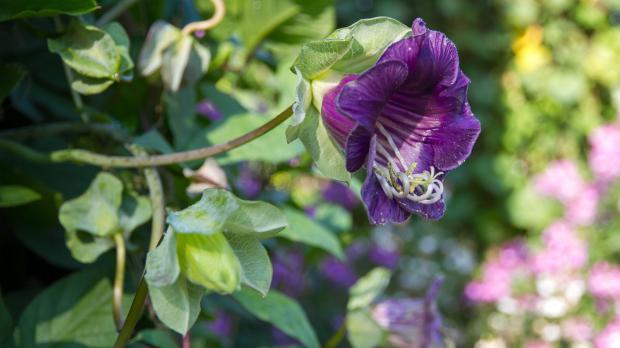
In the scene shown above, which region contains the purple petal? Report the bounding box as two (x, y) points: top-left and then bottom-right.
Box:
(397, 196), (445, 220)
(361, 136), (410, 224)
(345, 125), (372, 172)
(321, 75), (358, 148)
(429, 103), (481, 171)
(338, 60), (409, 131)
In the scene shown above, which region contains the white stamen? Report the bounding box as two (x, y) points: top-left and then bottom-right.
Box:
(376, 123), (407, 170)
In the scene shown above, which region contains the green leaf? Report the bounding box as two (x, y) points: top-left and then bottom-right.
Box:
(48, 22), (121, 79)
(290, 67), (311, 129)
(330, 17), (411, 73)
(167, 189), (287, 238)
(0, 0), (97, 22)
(176, 233), (241, 294)
(133, 129), (175, 154)
(102, 22), (134, 79)
(18, 269), (117, 347)
(294, 106), (350, 182)
(280, 208), (344, 259)
(234, 288), (320, 348)
(138, 21), (181, 76)
(70, 74), (115, 95)
(0, 294), (13, 348)
(131, 329), (179, 348)
(167, 189), (239, 236)
(145, 229), (180, 287)
(148, 276), (204, 335)
(293, 39), (352, 79)
(314, 204), (352, 233)
(181, 41), (211, 88)
(346, 310), (384, 348)
(161, 34), (193, 92)
(347, 268), (391, 311)
(59, 172), (123, 237)
(0, 64), (25, 101)
(164, 87), (200, 151)
(0, 185), (40, 207)
(228, 234), (272, 296)
(119, 192), (152, 236)
(204, 113), (303, 164)
(65, 229), (115, 263)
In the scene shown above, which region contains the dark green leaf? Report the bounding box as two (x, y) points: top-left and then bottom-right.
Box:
(131, 329), (179, 348)
(0, 0), (97, 22)
(280, 208), (344, 259)
(0, 185), (41, 207)
(0, 294), (13, 348)
(0, 64), (25, 101)
(234, 288), (320, 348)
(18, 269), (117, 347)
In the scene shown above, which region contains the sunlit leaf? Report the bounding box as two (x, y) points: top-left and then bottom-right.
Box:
(347, 268), (391, 311)
(65, 229), (115, 263)
(138, 21), (181, 76)
(0, 185), (40, 207)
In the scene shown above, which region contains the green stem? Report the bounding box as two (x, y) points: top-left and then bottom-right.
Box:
(322, 321), (347, 348)
(113, 278), (147, 348)
(53, 17), (90, 123)
(113, 233), (127, 330)
(50, 106), (293, 167)
(96, 0), (140, 26)
(0, 138), (51, 163)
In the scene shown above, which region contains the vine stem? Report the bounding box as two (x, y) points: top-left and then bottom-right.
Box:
(181, 0), (225, 36)
(50, 106), (293, 167)
(113, 279), (147, 348)
(113, 233), (127, 330)
(96, 0), (140, 27)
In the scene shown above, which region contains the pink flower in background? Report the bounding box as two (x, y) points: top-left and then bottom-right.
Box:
(562, 317), (593, 342)
(465, 241), (528, 303)
(589, 262), (620, 300)
(534, 160), (586, 203)
(565, 185), (599, 226)
(595, 319), (620, 348)
(531, 221), (587, 274)
(589, 123), (620, 183)
(524, 341), (553, 348)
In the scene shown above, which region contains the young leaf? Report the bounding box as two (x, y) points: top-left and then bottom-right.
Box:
(70, 75), (115, 95)
(0, 0), (97, 22)
(161, 34), (193, 92)
(0, 185), (40, 207)
(225, 197), (288, 238)
(227, 234), (272, 296)
(279, 208), (344, 260)
(293, 39), (352, 80)
(145, 229), (180, 287)
(148, 276), (204, 335)
(234, 288), (320, 348)
(102, 22), (134, 80)
(346, 310), (384, 348)
(176, 233), (242, 294)
(59, 172), (123, 237)
(138, 21), (181, 76)
(347, 268), (391, 311)
(118, 192), (152, 237)
(18, 269), (117, 347)
(48, 22), (121, 79)
(65, 229), (115, 263)
(295, 106), (350, 182)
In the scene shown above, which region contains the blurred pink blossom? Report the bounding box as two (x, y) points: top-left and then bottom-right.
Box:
(524, 341), (553, 348)
(565, 185), (599, 226)
(531, 221), (587, 274)
(595, 319), (620, 348)
(589, 262), (620, 300)
(562, 317), (593, 342)
(534, 160), (586, 203)
(589, 123), (620, 183)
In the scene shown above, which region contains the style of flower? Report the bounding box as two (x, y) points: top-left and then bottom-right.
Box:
(321, 18), (480, 224)
(371, 278), (444, 348)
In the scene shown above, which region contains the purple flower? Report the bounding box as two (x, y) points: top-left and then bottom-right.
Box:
(371, 278), (444, 348)
(196, 100), (223, 121)
(322, 181), (359, 211)
(235, 164), (262, 199)
(272, 250), (306, 297)
(207, 311), (233, 338)
(321, 18), (480, 224)
(320, 256), (358, 288)
(369, 244), (400, 269)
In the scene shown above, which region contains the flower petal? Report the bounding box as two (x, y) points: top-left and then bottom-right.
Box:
(397, 195), (446, 220)
(362, 136), (410, 224)
(429, 103), (481, 171)
(321, 75), (358, 148)
(345, 124), (372, 172)
(337, 60), (409, 131)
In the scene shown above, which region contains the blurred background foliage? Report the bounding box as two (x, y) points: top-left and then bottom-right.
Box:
(2, 0), (620, 347)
